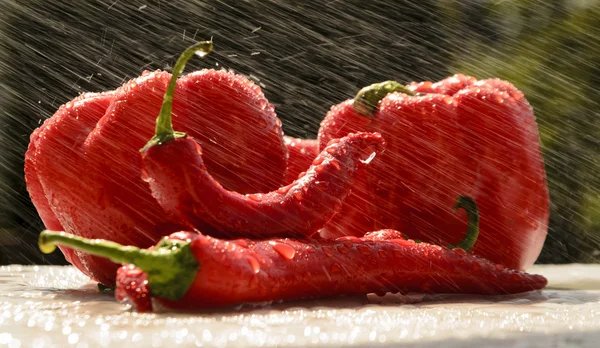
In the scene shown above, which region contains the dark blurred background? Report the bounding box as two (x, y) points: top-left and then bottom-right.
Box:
(0, 0), (598, 265)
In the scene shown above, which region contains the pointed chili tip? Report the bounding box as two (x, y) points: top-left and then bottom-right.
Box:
(141, 40), (214, 153)
(353, 80), (416, 117)
(448, 195), (480, 252)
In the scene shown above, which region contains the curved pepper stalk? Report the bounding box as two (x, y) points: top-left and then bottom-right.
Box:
(447, 196), (480, 251)
(353, 80), (415, 116)
(141, 40), (213, 152)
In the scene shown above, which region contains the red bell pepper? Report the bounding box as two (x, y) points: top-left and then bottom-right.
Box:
(38, 197), (547, 312)
(318, 77), (549, 270)
(25, 41), (289, 285)
(139, 43), (385, 238)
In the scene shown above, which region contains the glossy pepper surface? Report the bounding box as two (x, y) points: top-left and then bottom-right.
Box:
(25, 41), (288, 285)
(318, 76), (549, 270)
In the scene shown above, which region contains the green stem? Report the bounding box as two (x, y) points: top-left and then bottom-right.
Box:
(141, 40), (213, 152)
(448, 196), (480, 252)
(39, 231), (199, 300)
(353, 80), (416, 116)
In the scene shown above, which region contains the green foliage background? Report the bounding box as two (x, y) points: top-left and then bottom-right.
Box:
(438, 0), (600, 262)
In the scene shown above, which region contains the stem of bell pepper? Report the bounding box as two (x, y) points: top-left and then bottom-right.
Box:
(353, 80), (416, 116)
(38, 231), (199, 300)
(448, 195), (480, 252)
(141, 40), (213, 152)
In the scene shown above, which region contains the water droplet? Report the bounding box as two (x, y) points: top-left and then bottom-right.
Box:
(293, 191), (302, 200)
(193, 141), (203, 156)
(297, 171), (306, 179)
(247, 256), (260, 274)
(452, 247), (466, 256)
(336, 245), (348, 254)
(495, 264), (505, 271)
(312, 156), (325, 166)
(247, 193), (263, 202)
(269, 241), (296, 260)
(326, 147), (337, 155)
(394, 239), (415, 247)
(314, 165), (325, 173)
(277, 185), (292, 195)
(257, 99), (268, 109)
(330, 159), (341, 170)
(195, 50), (209, 58)
(140, 167), (151, 183)
(357, 245), (372, 255)
(378, 250), (388, 258)
(360, 152), (377, 164)
(330, 263), (342, 274)
(50, 195), (59, 207)
(322, 246), (334, 257)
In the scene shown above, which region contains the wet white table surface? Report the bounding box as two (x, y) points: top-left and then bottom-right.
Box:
(1, 264), (599, 348)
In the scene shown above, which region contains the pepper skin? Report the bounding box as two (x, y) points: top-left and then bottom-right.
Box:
(25, 41), (288, 285)
(317, 76), (549, 271)
(284, 137), (319, 184)
(38, 226), (548, 312)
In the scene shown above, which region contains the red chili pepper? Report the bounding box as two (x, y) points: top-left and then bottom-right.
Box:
(37, 197), (547, 312)
(283, 137), (319, 184)
(140, 44), (385, 238)
(143, 132), (383, 238)
(24, 41), (289, 285)
(318, 77), (549, 271)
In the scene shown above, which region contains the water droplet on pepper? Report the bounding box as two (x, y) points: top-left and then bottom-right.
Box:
(322, 246), (334, 257)
(357, 245), (372, 255)
(269, 241), (296, 260)
(247, 193), (263, 202)
(247, 256), (261, 274)
(330, 263), (342, 274)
